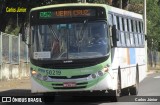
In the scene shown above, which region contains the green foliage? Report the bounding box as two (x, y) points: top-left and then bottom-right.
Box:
(86, 0), (105, 3)
(130, 0), (143, 4)
(146, 0), (160, 50)
(5, 25), (20, 36)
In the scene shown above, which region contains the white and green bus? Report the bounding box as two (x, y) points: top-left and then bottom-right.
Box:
(23, 3), (147, 101)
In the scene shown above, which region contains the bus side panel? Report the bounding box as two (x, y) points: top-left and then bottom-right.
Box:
(135, 48), (147, 83)
(111, 47), (146, 89)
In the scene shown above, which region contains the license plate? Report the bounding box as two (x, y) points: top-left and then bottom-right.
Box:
(63, 82), (76, 87)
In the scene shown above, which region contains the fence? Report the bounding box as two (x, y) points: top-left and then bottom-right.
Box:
(148, 49), (160, 69)
(0, 32), (29, 81)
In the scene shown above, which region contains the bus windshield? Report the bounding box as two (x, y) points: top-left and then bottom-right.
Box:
(31, 21), (109, 60)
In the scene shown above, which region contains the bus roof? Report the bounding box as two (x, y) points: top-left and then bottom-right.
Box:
(108, 5), (143, 19)
(31, 3), (143, 19)
(30, 3), (106, 11)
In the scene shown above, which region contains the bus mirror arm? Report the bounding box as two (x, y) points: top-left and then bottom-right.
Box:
(20, 29), (31, 47)
(22, 33), (26, 42)
(145, 34), (148, 40)
(20, 26), (31, 48)
(21, 33), (31, 47)
(20, 26), (26, 42)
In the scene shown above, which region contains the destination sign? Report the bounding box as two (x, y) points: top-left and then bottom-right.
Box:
(39, 9), (96, 19)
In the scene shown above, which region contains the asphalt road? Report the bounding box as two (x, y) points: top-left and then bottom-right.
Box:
(0, 72), (160, 105)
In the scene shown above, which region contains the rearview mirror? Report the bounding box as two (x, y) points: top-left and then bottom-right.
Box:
(20, 24), (26, 42)
(112, 25), (119, 47)
(19, 23), (31, 47)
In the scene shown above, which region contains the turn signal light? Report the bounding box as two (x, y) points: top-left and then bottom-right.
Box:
(103, 67), (109, 72)
(31, 70), (37, 75)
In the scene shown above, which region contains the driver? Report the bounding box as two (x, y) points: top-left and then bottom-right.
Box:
(51, 39), (60, 57)
(92, 31), (106, 45)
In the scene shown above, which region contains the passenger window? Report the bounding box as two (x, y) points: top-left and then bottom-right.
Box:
(119, 17), (126, 46)
(128, 19), (135, 46)
(124, 18), (130, 46)
(137, 21), (142, 45)
(108, 14), (113, 25)
(133, 20), (139, 46)
(116, 16), (120, 30)
(114, 15), (121, 46)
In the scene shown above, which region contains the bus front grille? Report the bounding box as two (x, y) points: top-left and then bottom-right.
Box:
(53, 86), (86, 89)
(49, 74), (90, 79)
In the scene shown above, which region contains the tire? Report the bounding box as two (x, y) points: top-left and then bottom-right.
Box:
(129, 64), (139, 95)
(109, 66), (121, 102)
(121, 88), (129, 96)
(43, 93), (55, 104)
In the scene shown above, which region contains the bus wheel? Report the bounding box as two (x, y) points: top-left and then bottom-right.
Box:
(129, 64), (139, 95)
(109, 67), (121, 102)
(43, 93), (55, 103)
(121, 88), (129, 96)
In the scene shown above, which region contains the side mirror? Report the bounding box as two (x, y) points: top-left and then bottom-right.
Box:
(112, 25), (119, 40)
(19, 23), (31, 47)
(20, 24), (27, 42)
(112, 25), (119, 47)
(22, 32), (26, 42)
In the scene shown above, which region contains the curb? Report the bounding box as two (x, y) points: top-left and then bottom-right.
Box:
(147, 70), (159, 75)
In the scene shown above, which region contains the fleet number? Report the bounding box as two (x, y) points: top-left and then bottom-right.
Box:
(46, 70), (61, 75)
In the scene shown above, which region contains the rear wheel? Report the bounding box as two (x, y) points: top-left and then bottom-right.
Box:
(121, 88), (129, 96)
(129, 64), (139, 95)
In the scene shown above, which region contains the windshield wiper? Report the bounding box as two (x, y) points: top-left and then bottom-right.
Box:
(48, 25), (59, 41)
(79, 20), (88, 42)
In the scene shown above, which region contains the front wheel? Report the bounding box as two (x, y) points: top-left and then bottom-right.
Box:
(121, 88), (129, 96)
(43, 93), (55, 104)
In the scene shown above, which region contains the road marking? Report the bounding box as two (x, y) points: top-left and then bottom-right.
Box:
(154, 76), (160, 79)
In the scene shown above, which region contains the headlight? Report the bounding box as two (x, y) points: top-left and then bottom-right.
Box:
(102, 67), (109, 72)
(43, 76), (48, 81)
(37, 73), (42, 80)
(31, 70), (50, 81)
(90, 70), (104, 79)
(97, 71), (104, 76)
(91, 74), (97, 79)
(31, 70), (37, 76)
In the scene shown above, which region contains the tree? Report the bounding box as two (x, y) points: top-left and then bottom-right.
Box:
(107, 0), (129, 9)
(146, 0), (160, 50)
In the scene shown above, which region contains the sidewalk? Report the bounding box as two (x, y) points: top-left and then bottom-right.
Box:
(0, 77), (31, 91)
(147, 69), (160, 75)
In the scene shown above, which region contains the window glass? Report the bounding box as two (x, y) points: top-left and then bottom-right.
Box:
(133, 20), (139, 46)
(128, 19), (135, 46)
(114, 15), (121, 46)
(141, 22), (144, 33)
(131, 20), (134, 32)
(116, 16), (120, 30)
(31, 22), (109, 60)
(124, 18), (130, 46)
(137, 21), (142, 45)
(122, 18), (125, 31)
(139, 21), (142, 33)
(140, 22), (144, 45)
(119, 17), (126, 46)
(108, 13), (113, 25)
(126, 19), (130, 32)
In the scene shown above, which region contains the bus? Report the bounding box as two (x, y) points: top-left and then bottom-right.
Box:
(22, 3), (147, 102)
